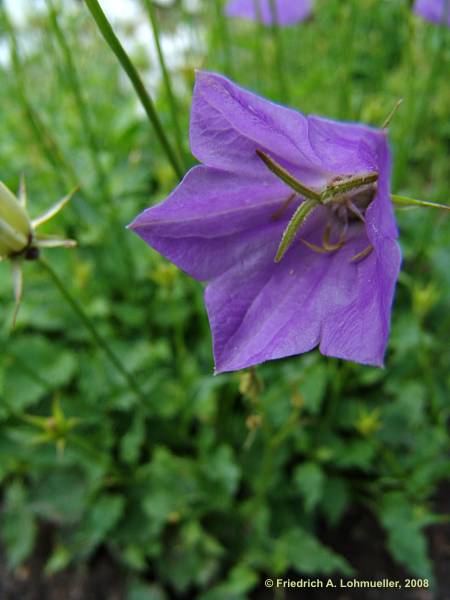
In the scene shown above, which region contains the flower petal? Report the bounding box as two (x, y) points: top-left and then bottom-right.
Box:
(414, 0), (450, 26)
(306, 115), (382, 175)
(190, 71), (325, 185)
(190, 72), (385, 190)
(365, 134), (398, 242)
(129, 165), (296, 280)
(319, 237), (401, 367)
(225, 0), (313, 26)
(207, 230), (400, 373)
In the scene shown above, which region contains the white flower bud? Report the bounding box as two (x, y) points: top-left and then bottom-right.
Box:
(0, 182), (32, 257)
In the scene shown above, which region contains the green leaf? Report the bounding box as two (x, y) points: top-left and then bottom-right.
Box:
(45, 545), (72, 575)
(320, 477), (350, 526)
(30, 470), (89, 524)
(298, 363), (328, 415)
(4, 335), (77, 410)
(198, 564), (259, 600)
(71, 494), (125, 557)
(274, 528), (353, 576)
(0, 481), (37, 568)
(157, 522), (223, 593)
(127, 581), (168, 600)
(120, 414), (146, 464)
(293, 462), (325, 512)
(378, 493), (433, 579)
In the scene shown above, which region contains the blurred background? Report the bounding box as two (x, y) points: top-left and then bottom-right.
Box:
(0, 0), (449, 598)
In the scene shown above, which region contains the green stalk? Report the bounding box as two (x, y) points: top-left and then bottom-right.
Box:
(1, 7), (98, 222)
(45, 0), (136, 280)
(39, 258), (147, 403)
(213, 0), (234, 77)
(395, 4), (448, 186)
(46, 0), (111, 200)
(142, 0), (185, 167)
(252, 0), (265, 88)
(268, 0), (289, 102)
(83, 0), (183, 180)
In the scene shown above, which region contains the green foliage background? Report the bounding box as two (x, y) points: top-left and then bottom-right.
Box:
(0, 0), (449, 597)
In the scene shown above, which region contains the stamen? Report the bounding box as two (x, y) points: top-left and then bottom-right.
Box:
(275, 198), (320, 263)
(271, 193), (296, 221)
(301, 239), (331, 254)
(322, 223), (346, 251)
(350, 244), (374, 263)
(347, 201), (366, 223)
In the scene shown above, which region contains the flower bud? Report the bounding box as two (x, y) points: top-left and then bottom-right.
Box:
(0, 182), (32, 257)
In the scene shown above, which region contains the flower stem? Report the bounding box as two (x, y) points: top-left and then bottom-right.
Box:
(394, 7), (448, 187)
(142, 0), (186, 168)
(46, 0), (110, 200)
(1, 7), (100, 223)
(39, 257), (147, 402)
(45, 0), (136, 281)
(213, 0), (234, 77)
(83, 0), (183, 180)
(268, 0), (289, 102)
(252, 0), (265, 88)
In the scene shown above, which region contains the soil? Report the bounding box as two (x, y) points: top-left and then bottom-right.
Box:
(1, 486), (449, 600)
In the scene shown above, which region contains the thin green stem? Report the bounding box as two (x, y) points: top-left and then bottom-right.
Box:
(83, 0), (183, 180)
(142, 0), (185, 167)
(45, 0), (136, 280)
(213, 0), (234, 77)
(338, 0), (357, 119)
(46, 0), (110, 199)
(268, 0), (289, 102)
(395, 7), (448, 186)
(1, 7), (99, 223)
(252, 0), (264, 88)
(39, 258), (147, 403)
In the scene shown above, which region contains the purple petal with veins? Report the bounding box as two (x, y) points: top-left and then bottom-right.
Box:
(129, 72), (401, 373)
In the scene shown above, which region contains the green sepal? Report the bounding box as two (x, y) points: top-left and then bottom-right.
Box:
(391, 194), (450, 211)
(275, 199), (320, 263)
(256, 150), (322, 201)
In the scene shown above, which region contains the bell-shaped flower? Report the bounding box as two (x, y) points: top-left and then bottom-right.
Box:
(414, 0), (450, 25)
(225, 0), (313, 26)
(129, 72), (402, 373)
(0, 179), (76, 324)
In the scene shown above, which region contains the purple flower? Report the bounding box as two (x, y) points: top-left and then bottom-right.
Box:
(414, 0), (450, 25)
(225, 0), (313, 26)
(129, 72), (401, 373)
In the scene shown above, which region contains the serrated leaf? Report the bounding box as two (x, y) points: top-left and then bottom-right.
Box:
(0, 481), (37, 568)
(293, 462), (324, 512)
